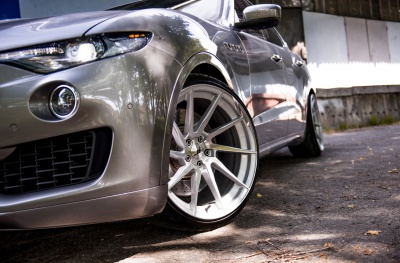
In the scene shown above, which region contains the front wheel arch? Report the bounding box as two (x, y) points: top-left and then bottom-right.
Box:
(151, 74), (259, 232)
(159, 53), (235, 186)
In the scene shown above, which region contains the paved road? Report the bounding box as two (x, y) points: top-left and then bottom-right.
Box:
(1, 125), (400, 263)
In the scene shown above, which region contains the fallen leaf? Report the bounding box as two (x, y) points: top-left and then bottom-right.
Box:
(347, 204), (355, 209)
(363, 248), (374, 255)
(388, 169), (398, 174)
(360, 157), (364, 161)
(365, 230), (381, 236)
(323, 242), (333, 248)
(257, 193), (262, 198)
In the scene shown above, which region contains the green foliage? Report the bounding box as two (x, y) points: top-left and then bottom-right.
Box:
(382, 115), (395, 125)
(368, 115), (395, 126)
(338, 123), (348, 131)
(368, 115), (379, 126)
(324, 115), (398, 133)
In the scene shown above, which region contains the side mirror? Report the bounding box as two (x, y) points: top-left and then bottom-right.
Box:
(235, 4), (281, 30)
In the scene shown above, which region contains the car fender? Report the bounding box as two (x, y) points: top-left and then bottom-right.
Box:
(85, 9), (219, 65)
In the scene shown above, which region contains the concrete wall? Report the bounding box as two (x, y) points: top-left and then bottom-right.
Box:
(304, 12), (400, 89)
(317, 86), (400, 129)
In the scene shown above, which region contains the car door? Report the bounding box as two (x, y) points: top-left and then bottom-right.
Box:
(264, 28), (308, 138)
(235, 29), (288, 148)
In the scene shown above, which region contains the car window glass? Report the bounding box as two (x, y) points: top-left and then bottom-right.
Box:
(243, 29), (266, 40)
(109, 0), (222, 21)
(177, 0), (222, 21)
(109, 0), (191, 10)
(265, 28), (283, 47)
(234, 10), (240, 23)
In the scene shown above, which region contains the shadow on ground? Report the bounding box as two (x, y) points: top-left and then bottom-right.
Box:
(1, 125), (399, 262)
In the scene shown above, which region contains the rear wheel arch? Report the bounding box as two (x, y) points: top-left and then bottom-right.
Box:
(289, 91), (324, 157)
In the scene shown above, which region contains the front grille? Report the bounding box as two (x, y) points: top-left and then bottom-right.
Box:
(0, 128), (112, 195)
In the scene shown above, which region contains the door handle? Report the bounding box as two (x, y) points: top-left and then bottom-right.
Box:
(271, 54), (282, 63)
(295, 60), (304, 67)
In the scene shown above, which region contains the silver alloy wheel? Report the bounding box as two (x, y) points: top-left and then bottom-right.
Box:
(310, 93), (324, 151)
(168, 83), (258, 220)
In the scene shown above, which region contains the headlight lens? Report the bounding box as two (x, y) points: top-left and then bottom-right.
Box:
(0, 32), (151, 73)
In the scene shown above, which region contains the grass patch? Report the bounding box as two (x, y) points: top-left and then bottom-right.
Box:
(368, 115), (379, 126)
(381, 115), (395, 125)
(368, 115), (395, 126)
(323, 115), (398, 133)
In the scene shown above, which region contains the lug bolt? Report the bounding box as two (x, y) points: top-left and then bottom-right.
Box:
(197, 136), (204, 143)
(186, 139), (192, 146)
(185, 155), (191, 162)
(197, 161), (203, 167)
(204, 149), (210, 156)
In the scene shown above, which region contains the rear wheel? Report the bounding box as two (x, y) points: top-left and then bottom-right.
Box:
(289, 93), (324, 157)
(152, 74), (258, 232)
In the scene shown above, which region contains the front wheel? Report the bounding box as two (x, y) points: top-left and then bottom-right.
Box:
(151, 74), (258, 232)
(289, 93), (324, 157)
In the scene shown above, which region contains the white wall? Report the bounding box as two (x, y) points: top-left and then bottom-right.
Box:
(19, 0), (132, 18)
(303, 12), (348, 64)
(304, 11), (400, 89)
(387, 22), (400, 63)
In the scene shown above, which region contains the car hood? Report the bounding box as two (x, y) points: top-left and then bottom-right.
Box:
(0, 11), (125, 51)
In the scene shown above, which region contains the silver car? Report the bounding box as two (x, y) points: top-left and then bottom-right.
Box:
(0, 0), (324, 231)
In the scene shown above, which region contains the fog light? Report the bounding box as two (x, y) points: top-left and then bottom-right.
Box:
(50, 85), (79, 119)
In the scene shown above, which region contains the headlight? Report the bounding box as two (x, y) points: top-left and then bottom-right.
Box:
(0, 32), (151, 73)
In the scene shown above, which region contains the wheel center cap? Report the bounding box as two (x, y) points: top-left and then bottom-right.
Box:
(189, 141), (202, 160)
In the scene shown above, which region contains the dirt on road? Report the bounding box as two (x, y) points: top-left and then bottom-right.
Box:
(1, 124), (400, 263)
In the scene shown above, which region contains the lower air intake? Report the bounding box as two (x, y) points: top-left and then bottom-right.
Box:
(0, 128), (112, 195)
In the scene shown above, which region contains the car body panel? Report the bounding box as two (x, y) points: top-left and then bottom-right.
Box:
(237, 31), (288, 147)
(0, 11), (124, 51)
(0, 46), (179, 212)
(86, 9), (216, 65)
(0, 185), (167, 229)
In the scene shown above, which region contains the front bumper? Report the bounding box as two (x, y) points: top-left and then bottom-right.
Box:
(0, 46), (180, 229)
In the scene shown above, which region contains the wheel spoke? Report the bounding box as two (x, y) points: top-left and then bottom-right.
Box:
(315, 132), (323, 141)
(211, 144), (256, 154)
(184, 89), (194, 135)
(168, 163), (193, 190)
(189, 169), (202, 215)
(207, 116), (243, 140)
(172, 122), (186, 150)
(210, 158), (249, 189)
(194, 93), (222, 134)
(167, 80), (258, 223)
(169, 150), (186, 162)
(202, 164), (224, 210)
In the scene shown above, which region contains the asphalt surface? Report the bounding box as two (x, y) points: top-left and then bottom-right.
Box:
(1, 124), (400, 263)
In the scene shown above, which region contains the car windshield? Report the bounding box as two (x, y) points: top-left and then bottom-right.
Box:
(109, 0), (223, 21)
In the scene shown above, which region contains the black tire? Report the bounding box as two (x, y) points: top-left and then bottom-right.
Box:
(289, 93), (324, 158)
(150, 74), (259, 232)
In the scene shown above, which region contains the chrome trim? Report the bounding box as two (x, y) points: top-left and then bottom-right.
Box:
(49, 85), (80, 119)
